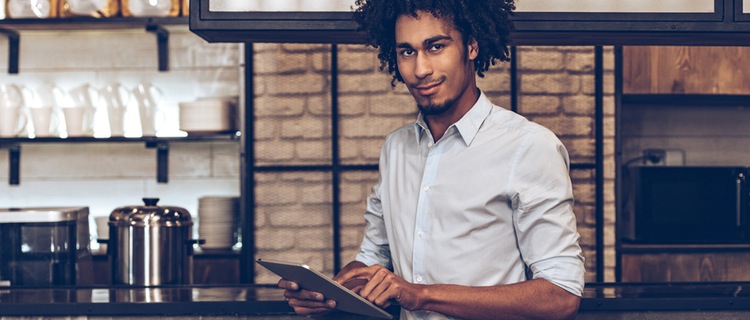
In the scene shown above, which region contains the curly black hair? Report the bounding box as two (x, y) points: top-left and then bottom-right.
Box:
(353, 0), (515, 86)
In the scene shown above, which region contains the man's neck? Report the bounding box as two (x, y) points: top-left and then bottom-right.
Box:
(424, 86), (480, 141)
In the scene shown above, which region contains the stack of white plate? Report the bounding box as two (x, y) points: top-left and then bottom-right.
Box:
(178, 97), (238, 134)
(198, 196), (239, 250)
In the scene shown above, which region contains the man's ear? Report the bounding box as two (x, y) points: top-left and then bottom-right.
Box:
(468, 38), (479, 60)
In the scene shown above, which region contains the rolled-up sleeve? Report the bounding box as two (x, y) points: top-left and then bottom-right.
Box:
(511, 130), (585, 296)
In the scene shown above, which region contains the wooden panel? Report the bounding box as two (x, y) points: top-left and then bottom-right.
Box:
(623, 46), (750, 94)
(621, 252), (750, 282)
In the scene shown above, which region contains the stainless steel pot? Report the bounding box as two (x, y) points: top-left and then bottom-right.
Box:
(105, 198), (202, 286)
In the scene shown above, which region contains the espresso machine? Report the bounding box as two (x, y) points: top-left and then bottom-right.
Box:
(0, 207), (93, 286)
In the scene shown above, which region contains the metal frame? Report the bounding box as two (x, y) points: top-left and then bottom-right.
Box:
(191, 0), (750, 45)
(240, 44), (607, 283)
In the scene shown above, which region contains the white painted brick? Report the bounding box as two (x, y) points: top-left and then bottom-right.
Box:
(19, 143), (153, 179)
(211, 142), (241, 177)
(168, 143), (213, 178)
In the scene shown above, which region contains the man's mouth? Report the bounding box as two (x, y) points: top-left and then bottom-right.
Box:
(412, 80), (443, 96)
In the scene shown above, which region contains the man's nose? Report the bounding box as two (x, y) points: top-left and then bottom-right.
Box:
(414, 53), (433, 79)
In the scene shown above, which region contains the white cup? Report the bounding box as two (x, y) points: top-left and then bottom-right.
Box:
(0, 107), (28, 137)
(128, 0), (172, 17)
(101, 83), (130, 137)
(94, 216), (110, 252)
(30, 107), (62, 137)
(33, 84), (66, 109)
(0, 84), (27, 109)
(62, 106), (95, 137)
(132, 83), (164, 137)
(68, 83), (100, 108)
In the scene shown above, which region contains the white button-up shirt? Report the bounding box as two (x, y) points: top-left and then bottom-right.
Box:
(355, 92), (585, 320)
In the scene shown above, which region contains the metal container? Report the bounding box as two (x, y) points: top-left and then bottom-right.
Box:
(107, 198), (201, 286)
(0, 207), (93, 286)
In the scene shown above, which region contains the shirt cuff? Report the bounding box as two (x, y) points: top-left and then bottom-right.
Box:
(530, 256), (585, 297)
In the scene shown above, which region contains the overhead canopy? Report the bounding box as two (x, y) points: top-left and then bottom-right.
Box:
(190, 0), (750, 46)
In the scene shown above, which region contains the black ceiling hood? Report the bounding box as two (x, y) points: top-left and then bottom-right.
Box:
(190, 0), (750, 46)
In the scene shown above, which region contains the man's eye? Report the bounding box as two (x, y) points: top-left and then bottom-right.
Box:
(400, 50), (415, 57)
(429, 44), (444, 52)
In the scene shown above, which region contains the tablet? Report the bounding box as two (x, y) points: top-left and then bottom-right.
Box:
(256, 259), (393, 319)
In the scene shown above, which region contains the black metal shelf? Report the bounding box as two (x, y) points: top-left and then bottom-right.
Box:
(0, 132), (240, 185)
(622, 94), (750, 107)
(0, 17), (188, 73)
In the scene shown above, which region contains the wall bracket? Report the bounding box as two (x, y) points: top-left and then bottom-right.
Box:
(145, 141), (169, 183)
(0, 28), (20, 74)
(145, 24), (169, 72)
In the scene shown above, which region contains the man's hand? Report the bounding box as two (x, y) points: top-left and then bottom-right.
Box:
(336, 264), (425, 310)
(278, 279), (336, 316)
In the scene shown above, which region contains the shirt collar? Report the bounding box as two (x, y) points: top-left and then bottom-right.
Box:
(413, 90), (493, 146)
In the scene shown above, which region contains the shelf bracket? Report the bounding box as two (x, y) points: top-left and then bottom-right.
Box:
(4, 144), (21, 185)
(0, 28), (20, 74)
(145, 24), (169, 72)
(146, 141), (169, 183)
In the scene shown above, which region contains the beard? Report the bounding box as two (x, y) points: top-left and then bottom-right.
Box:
(417, 96), (457, 116)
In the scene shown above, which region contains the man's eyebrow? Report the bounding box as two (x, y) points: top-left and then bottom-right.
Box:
(396, 35), (453, 49)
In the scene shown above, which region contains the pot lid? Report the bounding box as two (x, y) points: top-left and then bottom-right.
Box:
(109, 198), (192, 227)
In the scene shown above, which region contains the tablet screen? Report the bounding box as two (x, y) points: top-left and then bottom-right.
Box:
(256, 259), (393, 319)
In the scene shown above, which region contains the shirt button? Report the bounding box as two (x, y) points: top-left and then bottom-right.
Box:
(427, 142), (434, 148)
(417, 231), (424, 237)
(416, 276), (423, 283)
(423, 186), (430, 192)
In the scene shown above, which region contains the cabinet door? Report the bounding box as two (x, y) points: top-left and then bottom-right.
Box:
(622, 252), (750, 282)
(623, 46), (750, 94)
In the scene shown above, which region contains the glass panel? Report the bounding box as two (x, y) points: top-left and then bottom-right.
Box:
(337, 45), (417, 166)
(516, 0), (714, 13)
(253, 43), (333, 166)
(517, 46), (599, 165)
(210, 0), (356, 12)
(254, 172), (333, 283)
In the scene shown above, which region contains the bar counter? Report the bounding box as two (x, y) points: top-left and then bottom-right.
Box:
(2, 283), (750, 319)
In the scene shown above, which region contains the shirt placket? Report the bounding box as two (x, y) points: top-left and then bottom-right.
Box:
(412, 134), (443, 285)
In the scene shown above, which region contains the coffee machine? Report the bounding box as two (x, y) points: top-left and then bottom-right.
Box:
(0, 207), (93, 286)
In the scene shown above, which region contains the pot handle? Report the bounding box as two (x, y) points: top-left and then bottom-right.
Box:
(186, 239), (206, 245)
(186, 239), (205, 255)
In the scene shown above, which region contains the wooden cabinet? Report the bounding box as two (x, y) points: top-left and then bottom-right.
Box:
(623, 46), (750, 94)
(621, 245), (750, 282)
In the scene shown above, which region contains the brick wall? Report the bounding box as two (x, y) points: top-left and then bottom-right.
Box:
(253, 44), (616, 283)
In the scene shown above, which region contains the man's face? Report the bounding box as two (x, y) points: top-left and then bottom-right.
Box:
(395, 11), (478, 116)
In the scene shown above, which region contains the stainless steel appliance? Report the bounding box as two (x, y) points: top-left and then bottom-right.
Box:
(622, 166), (750, 243)
(105, 198), (201, 286)
(0, 207), (93, 286)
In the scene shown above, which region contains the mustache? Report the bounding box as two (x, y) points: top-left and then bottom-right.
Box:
(409, 75), (446, 89)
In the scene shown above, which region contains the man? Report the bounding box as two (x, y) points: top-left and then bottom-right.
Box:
(280, 1), (585, 319)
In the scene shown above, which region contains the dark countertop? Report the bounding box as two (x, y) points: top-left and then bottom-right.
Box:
(2, 283), (750, 317)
